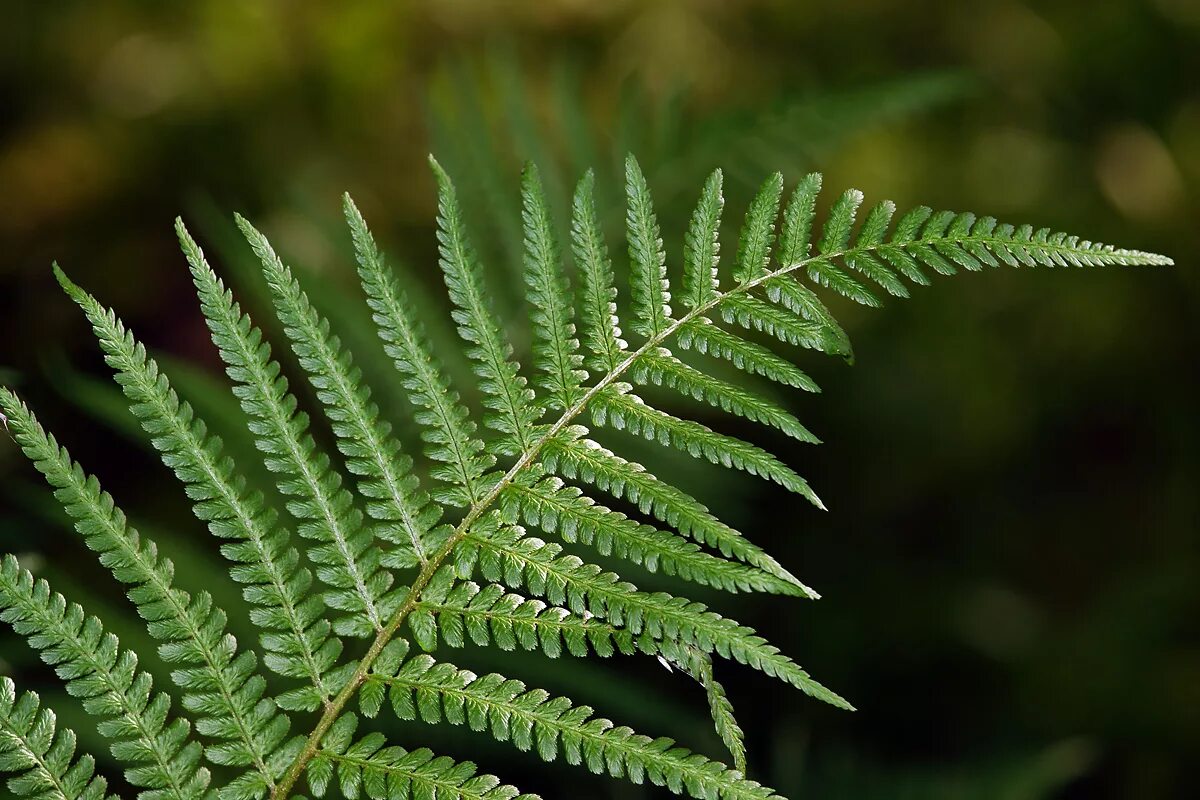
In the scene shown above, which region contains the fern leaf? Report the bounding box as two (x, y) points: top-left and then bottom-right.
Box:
(541, 434), (815, 595)
(250, 216), (444, 569)
(345, 194), (495, 508)
(632, 349), (818, 443)
(184, 220), (394, 638)
(844, 200), (909, 297)
(571, 171), (628, 372)
(592, 387), (824, 506)
(758, 278), (852, 357)
(0, 678), (112, 800)
(309, 714), (537, 800)
(374, 655), (780, 799)
(676, 319), (819, 392)
(812, 189), (897, 300)
(498, 474), (800, 595)
(731, 172), (784, 282)
(522, 163), (587, 410)
(0, 391), (290, 792)
(681, 169), (725, 309)
(775, 172), (819, 268)
(669, 647), (747, 775)
(625, 155), (673, 337)
(781, 182), (877, 306)
(413, 580), (634, 658)
(720, 294), (843, 355)
(430, 156), (541, 455)
(457, 523), (850, 709)
(51, 265), (341, 713)
(0, 556), (210, 800)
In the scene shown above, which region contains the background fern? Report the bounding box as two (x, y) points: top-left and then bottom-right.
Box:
(0, 147), (1170, 800)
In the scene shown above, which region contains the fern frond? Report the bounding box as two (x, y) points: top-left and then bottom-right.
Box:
(430, 156), (541, 455)
(757, 279), (851, 356)
(457, 523), (850, 709)
(369, 654), (778, 799)
(681, 169), (725, 310)
(592, 387), (823, 506)
(412, 580), (634, 659)
(731, 172), (784, 282)
(0, 556), (210, 800)
(183, 221), (394, 638)
(541, 433), (813, 595)
(308, 714), (537, 800)
(571, 171), (628, 372)
(669, 647), (747, 775)
(51, 266), (341, 712)
(17, 161), (1169, 800)
(843, 200), (909, 297)
(345, 194), (494, 509)
(499, 474), (801, 595)
(803, 187), (882, 306)
(632, 350), (818, 443)
(625, 155), (673, 337)
(250, 217), (444, 569)
(521, 163), (587, 410)
(720, 294), (842, 354)
(0, 678), (112, 800)
(676, 319), (819, 392)
(0, 391), (290, 793)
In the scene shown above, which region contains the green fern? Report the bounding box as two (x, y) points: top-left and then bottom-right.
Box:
(0, 677), (111, 800)
(0, 156), (1169, 800)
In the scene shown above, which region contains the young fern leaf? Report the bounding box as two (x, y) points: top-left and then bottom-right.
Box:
(50, 265), (342, 713)
(252, 217), (443, 568)
(0, 391), (291, 795)
(345, 194), (494, 509)
(521, 163), (587, 410)
(372, 655), (778, 800)
(430, 156), (541, 456)
(0, 678), (112, 800)
(184, 220), (394, 637)
(0, 556), (210, 800)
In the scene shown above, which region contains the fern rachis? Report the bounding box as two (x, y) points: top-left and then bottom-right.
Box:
(0, 154), (1170, 800)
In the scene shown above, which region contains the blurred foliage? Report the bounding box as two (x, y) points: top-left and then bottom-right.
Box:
(1, 1), (1197, 799)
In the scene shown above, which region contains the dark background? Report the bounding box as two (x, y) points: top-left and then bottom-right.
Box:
(1, 2), (1197, 798)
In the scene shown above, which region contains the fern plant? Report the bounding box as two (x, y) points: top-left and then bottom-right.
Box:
(0, 155), (1170, 800)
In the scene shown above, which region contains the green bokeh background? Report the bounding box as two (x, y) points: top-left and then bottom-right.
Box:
(1, 2), (1197, 798)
